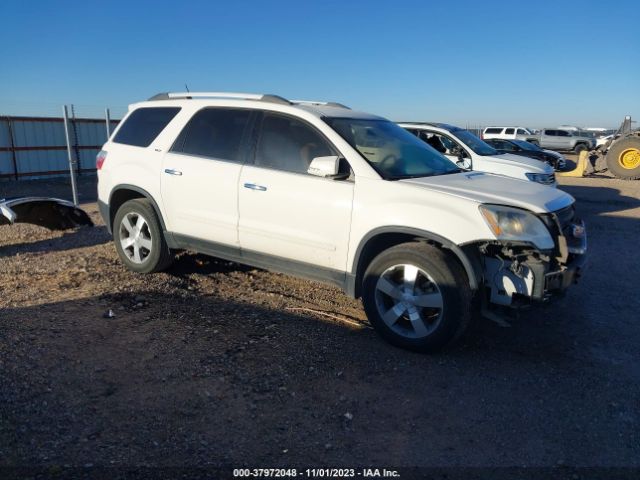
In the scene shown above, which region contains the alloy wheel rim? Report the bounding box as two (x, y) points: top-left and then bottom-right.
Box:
(374, 264), (444, 339)
(119, 212), (152, 264)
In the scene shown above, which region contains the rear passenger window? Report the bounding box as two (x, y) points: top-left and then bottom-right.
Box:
(545, 130), (556, 136)
(254, 114), (334, 174)
(172, 108), (251, 162)
(505, 128), (515, 134)
(114, 107), (180, 147)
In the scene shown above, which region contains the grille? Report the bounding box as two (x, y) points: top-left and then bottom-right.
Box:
(554, 204), (575, 230)
(538, 204), (576, 248)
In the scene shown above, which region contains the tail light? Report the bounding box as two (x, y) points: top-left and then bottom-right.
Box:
(96, 150), (107, 170)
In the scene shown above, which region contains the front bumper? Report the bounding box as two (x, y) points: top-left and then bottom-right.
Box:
(544, 253), (586, 296)
(483, 217), (587, 306)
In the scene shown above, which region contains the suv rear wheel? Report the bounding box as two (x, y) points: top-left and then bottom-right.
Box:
(362, 242), (471, 352)
(113, 199), (173, 273)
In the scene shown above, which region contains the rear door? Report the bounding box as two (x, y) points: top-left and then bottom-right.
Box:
(556, 130), (572, 150)
(160, 107), (254, 246)
(238, 112), (354, 272)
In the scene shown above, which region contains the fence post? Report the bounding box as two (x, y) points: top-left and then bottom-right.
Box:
(62, 105), (79, 206)
(6, 116), (19, 180)
(105, 108), (111, 138)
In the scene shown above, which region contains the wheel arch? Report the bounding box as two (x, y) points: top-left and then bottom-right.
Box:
(348, 227), (479, 298)
(107, 185), (168, 235)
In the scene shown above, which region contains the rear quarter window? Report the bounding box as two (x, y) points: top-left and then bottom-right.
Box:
(113, 107), (181, 147)
(484, 128), (502, 134)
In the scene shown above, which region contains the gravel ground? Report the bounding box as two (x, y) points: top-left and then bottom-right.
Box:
(1, 167), (639, 476)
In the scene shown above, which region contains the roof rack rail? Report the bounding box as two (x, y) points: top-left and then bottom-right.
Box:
(147, 92), (291, 105)
(291, 100), (350, 109)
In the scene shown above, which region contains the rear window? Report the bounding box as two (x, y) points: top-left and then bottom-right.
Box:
(484, 128), (502, 134)
(113, 107), (181, 147)
(171, 108), (252, 162)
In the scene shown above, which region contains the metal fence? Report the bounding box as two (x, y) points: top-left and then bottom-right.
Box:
(0, 114), (119, 181)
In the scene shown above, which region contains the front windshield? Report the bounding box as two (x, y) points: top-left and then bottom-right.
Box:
(449, 129), (499, 156)
(511, 139), (542, 151)
(325, 118), (461, 179)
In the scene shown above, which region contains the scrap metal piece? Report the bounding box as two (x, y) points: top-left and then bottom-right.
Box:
(0, 197), (93, 230)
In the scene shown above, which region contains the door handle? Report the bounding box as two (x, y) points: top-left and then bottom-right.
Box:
(164, 168), (182, 176)
(243, 183), (267, 191)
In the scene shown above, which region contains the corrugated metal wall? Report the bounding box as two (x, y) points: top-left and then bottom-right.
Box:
(0, 116), (119, 181)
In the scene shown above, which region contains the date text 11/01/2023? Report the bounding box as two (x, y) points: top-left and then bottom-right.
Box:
(233, 468), (400, 478)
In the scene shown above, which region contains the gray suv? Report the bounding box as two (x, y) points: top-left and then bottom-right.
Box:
(527, 129), (596, 153)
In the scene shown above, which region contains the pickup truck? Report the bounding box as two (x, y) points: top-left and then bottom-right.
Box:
(526, 129), (596, 153)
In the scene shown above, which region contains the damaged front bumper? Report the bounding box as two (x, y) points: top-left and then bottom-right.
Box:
(0, 197), (93, 230)
(475, 207), (587, 307)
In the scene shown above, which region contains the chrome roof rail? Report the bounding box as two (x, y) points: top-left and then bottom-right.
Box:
(291, 100), (350, 109)
(148, 92), (291, 105)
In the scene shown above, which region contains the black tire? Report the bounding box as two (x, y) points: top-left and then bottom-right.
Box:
(113, 199), (173, 273)
(606, 136), (640, 180)
(361, 242), (472, 353)
(573, 143), (588, 154)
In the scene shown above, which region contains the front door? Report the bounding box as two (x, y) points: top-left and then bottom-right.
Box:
(238, 112), (354, 272)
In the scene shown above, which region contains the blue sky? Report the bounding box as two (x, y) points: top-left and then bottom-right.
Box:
(1, 0), (638, 127)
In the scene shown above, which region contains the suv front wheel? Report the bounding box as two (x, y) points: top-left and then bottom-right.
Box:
(113, 199), (173, 273)
(362, 242), (471, 352)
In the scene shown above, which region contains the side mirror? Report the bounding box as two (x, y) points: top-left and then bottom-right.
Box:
(307, 156), (341, 178)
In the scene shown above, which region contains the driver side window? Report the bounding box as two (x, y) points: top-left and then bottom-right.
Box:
(254, 113), (335, 174)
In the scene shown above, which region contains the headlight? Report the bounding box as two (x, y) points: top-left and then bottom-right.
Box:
(479, 205), (555, 250)
(525, 172), (555, 185)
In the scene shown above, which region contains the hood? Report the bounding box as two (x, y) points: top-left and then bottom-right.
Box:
(400, 171), (573, 214)
(489, 153), (552, 172)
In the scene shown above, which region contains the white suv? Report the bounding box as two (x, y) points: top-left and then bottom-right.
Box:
(482, 126), (535, 140)
(399, 123), (556, 186)
(97, 92), (586, 352)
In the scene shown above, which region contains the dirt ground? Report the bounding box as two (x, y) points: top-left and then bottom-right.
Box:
(1, 167), (639, 476)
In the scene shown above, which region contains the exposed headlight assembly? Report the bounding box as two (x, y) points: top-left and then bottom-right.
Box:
(479, 205), (554, 250)
(525, 172), (556, 185)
